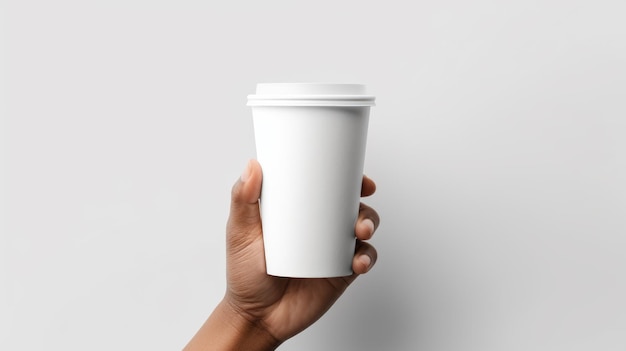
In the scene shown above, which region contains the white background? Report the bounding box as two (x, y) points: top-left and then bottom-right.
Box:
(2, 0), (626, 350)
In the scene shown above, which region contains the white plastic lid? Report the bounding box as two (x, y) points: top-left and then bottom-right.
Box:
(247, 83), (376, 107)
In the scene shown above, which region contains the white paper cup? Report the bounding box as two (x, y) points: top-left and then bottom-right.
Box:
(247, 83), (375, 277)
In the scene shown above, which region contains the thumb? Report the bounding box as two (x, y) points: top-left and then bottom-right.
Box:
(227, 159), (263, 235)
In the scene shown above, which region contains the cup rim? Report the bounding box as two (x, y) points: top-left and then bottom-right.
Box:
(247, 83), (376, 107)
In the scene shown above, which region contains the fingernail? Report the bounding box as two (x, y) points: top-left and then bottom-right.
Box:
(359, 255), (372, 269)
(240, 160), (252, 183)
(363, 218), (375, 235)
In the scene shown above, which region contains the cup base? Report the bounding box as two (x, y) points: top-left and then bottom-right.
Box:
(266, 269), (354, 279)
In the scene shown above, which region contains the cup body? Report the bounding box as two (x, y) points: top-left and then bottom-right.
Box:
(248, 84), (374, 277)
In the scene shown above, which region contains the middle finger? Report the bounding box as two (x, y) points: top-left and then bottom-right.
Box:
(355, 202), (380, 240)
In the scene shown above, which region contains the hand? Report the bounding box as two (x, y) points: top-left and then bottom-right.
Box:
(185, 160), (380, 350)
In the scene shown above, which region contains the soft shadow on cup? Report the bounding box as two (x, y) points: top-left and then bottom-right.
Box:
(248, 83), (375, 278)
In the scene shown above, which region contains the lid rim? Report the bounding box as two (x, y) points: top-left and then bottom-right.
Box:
(249, 83), (375, 107)
(247, 94), (375, 101)
(247, 100), (376, 107)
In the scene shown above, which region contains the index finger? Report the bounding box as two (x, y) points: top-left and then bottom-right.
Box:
(361, 175), (376, 197)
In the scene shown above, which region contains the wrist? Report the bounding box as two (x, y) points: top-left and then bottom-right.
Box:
(184, 299), (280, 351)
(220, 298), (282, 351)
